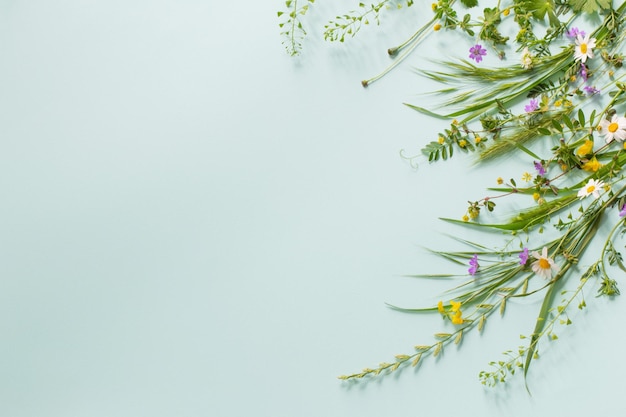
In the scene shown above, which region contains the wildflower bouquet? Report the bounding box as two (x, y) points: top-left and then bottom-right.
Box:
(279, 0), (626, 388)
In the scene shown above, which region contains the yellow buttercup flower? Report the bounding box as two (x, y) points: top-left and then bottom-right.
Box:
(438, 136), (445, 144)
(459, 139), (467, 148)
(437, 300), (445, 314)
(582, 157), (603, 172)
(522, 172), (533, 182)
(502, 8), (510, 16)
(497, 177), (503, 185)
(450, 300), (462, 312)
(577, 139), (594, 156)
(452, 310), (464, 325)
(533, 192), (540, 201)
(462, 214), (469, 222)
(434, 23), (442, 31)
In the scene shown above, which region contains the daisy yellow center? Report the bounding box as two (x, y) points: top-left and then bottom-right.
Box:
(538, 258), (550, 269)
(587, 185), (596, 193)
(580, 43), (587, 54)
(609, 122), (619, 133)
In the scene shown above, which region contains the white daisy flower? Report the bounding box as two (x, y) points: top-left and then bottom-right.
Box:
(574, 34), (596, 63)
(531, 247), (559, 279)
(521, 47), (533, 70)
(599, 115), (626, 143)
(577, 178), (605, 200)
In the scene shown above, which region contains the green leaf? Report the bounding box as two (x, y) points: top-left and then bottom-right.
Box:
(460, 0), (478, 7)
(569, 0), (611, 13)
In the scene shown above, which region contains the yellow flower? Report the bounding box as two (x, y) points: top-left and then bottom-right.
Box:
(576, 139), (594, 156)
(561, 163), (568, 171)
(570, 75), (577, 82)
(450, 300), (462, 312)
(522, 172), (533, 182)
(452, 119), (459, 125)
(433, 23), (442, 31)
(624, 141), (626, 149)
(437, 300), (445, 314)
(502, 8), (510, 16)
(609, 70), (615, 77)
(582, 157), (603, 172)
(462, 215), (469, 222)
(459, 139), (467, 148)
(438, 136), (445, 144)
(496, 177), (503, 185)
(432, 3), (437, 10)
(452, 310), (464, 325)
(554, 100), (562, 107)
(533, 192), (540, 201)
(474, 136), (482, 144)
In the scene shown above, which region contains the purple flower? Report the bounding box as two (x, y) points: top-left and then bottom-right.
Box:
(469, 44), (487, 63)
(619, 204), (626, 217)
(468, 254), (479, 275)
(566, 27), (586, 39)
(534, 161), (546, 176)
(519, 248), (529, 266)
(584, 85), (600, 95)
(524, 99), (539, 113)
(580, 63), (588, 81)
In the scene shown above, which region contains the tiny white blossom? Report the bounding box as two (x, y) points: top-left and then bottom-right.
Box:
(599, 115), (626, 143)
(521, 47), (533, 70)
(531, 247), (559, 279)
(577, 178), (605, 200)
(574, 34), (596, 63)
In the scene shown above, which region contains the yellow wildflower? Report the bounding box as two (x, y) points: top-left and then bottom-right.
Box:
(438, 136), (445, 144)
(576, 139), (594, 156)
(570, 75), (577, 82)
(582, 157), (603, 172)
(474, 136), (482, 144)
(459, 139), (467, 148)
(522, 172), (533, 182)
(432, 3), (437, 10)
(609, 70), (615, 77)
(437, 300), (445, 314)
(533, 192), (540, 201)
(561, 163), (568, 171)
(452, 310), (464, 325)
(462, 215), (469, 222)
(497, 177), (503, 185)
(434, 23), (442, 31)
(450, 300), (462, 312)
(502, 8), (510, 16)
(452, 119), (459, 125)
(554, 100), (562, 107)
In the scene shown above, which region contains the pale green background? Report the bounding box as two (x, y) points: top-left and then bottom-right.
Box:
(0, 1), (623, 416)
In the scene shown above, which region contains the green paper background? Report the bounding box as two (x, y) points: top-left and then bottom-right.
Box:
(0, 1), (623, 415)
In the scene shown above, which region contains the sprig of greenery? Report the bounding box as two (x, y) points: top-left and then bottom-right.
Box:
(278, 0), (315, 56)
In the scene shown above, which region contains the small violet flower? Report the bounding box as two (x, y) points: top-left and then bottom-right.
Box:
(580, 63), (588, 81)
(519, 248), (529, 266)
(534, 161), (546, 176)
(619, 204), (626, 217)
(566, 27), (586, 39)
(468, 254), (479, 276)
(469, 44), (487, 63)
(524, 98), (539, 113)
(584, 85), (600, 95)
